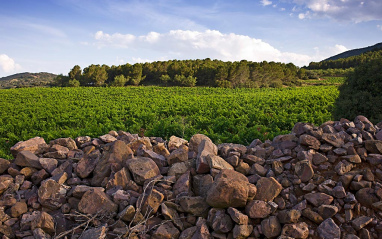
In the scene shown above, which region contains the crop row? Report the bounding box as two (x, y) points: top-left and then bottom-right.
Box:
(0, 86), (339, 158)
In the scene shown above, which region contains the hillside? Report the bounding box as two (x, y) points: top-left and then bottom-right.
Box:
(0, 72), (57, 89)
(324, 42), (382, 61)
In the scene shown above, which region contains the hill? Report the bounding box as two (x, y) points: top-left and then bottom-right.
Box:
(0, 72), (57, 89)
(324, 42), (382, 61)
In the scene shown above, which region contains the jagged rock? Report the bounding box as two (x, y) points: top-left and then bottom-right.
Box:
(10, 202), (28, 218)
(126, 156), (160, 185)
(78, 189), (118, 215)
(76, 149), (100, 178)
(38, 179), (66, 210)
(245, 200), (272, 218)
(137, 188), (164, 215)
(254, 177), (282, 202)
(295, 160), (314, 183)
(351, 216), (373, 231)
(38, 158), (58, 174)
(322, 133), (344, 148)
(179, 196), (209, 217)
(161, 203), (183, 230)
(232, 224), (253, 239)
(207, 208), (233, 233)
(227, 207), (248, 225)
(318, 205), (338, 219)
(152, 222), (180, 239)
(11, 137), (48, 157)
(207, 155), (234, 171)
(356, 188), (379, 207)
(99, 134), (117, 143)
(167, 145), (189, 165)
(173, 171), (192, 197)
(206, 169), (249, 208)
(278, 209), (301, 224)
(196, 138), (218, 174)
(49, 138), (77, 150)
(43, 144), (69, 159)
(302, 208), (324, 224)
(15, 151), (42, 169)
(299, 134), (321, 150)
(317, 218), (341, 239)
(30, 211), (55, 235)
(0, 158), (10, 174)
(304, 192), (333, 207)
(79, 225), (108, 239)
(365, 140), (382, 154)
(280, 222), (309, 239)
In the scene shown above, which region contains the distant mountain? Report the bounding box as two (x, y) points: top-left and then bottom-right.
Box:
(0, 72), (57, 89)
(323, 42), (382, 61)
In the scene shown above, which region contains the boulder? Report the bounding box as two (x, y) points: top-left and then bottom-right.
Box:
(126, 157), (161, 185)
(317, 218), (341, 239)
(11, 137), (48, 156)
(254, 177), (282, 202)
(78, 189), (118, 215)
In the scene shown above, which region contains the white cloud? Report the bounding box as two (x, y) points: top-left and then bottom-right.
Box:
(261, 0), (273, 6)
(378, 25), (382, 31)
(333, 44), (348, 54)
(292, 0), (382, 22)
(94, 29), (315, 66)
(0, 54), (21, 74)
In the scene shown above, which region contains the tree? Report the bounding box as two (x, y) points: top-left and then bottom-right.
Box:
(159, 74), (171, 86)
(82, 65), (108, 86)
(69, 65), (82, 81)
(334, 58), (382, 123)
(110, 74), (128, 87)
(68, 79), (80, 87)
(54, 74), (70, 86)
(129, 64), (145, 86)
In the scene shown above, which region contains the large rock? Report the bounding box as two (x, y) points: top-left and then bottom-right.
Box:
(76, 150), (101, 178)
(299, 134), (320, 150)
(322, 133), (344, 148)
(137, 188), (164, 215)
(365, 140), (382, 154)
(126, 156), (161, 185)
(152, 222), (180, 239)
(15, 151), (42, 169)
(168, 136), (188, 152)
(78, 189), (118, 215)
(245, 200), (272, 219)
(317, 218), (341, 239)
(91, 140), (133, 186)
(38, 179), (66, 210)
(261, 216), (282, 238)
(0, 158), (10, 174)
(254, 177), (282, 202)
(49, 138), (77, 150)
(167, 145), (189, 165)
(189, 134), (215, 154)
(281, 222), (309, 239)
(30, 211), (55, 235)
(206, 169), (249, 208)
(295, 160), (314, 183)
(304, 192), (333, 207)
(11, 137), (48, 156)
(206, 155), (234, 170)
(196, 138), (218, 174)
(179, 196), (210, 217)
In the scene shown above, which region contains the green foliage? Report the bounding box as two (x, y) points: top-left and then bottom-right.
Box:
(68, 79), (80, 87)
(0, 86), (339, 159)
(334, 58), (382, 123)
(69, 65), (82, 80)
(0, 72), (57, 89)
(111, 75), (128, 87)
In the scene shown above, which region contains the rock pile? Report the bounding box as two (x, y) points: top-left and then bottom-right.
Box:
(1, 115), (382, 238)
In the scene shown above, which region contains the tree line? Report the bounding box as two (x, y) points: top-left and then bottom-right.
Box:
(55, 59), (311, 88)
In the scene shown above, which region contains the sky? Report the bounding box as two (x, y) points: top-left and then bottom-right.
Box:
(0, 0), (381, 77)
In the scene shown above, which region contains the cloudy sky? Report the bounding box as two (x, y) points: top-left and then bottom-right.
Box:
(0, 0), (381, 77)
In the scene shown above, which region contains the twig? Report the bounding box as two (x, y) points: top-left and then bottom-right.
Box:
(54, 213), (99, 239)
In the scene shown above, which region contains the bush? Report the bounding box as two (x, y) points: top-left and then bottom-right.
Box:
(333, 58), (382, 123)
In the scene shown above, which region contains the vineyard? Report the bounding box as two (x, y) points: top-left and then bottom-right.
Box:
(0, 86), (339, 158)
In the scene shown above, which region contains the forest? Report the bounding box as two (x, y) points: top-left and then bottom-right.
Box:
(55, 59), (308, 88)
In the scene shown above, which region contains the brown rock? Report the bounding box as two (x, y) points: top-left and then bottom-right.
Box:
(76, 149), (101, 178)
(167, 145), (189, 165)
(207, 208), (233, 234)
(92, 140), (133, 186)
(295, 160), (314, 183)
(351, 216), (373, 231)
(317, 218), (341, 239)
(192, 219), (212, 239)
(38, 179), (66, 210)
(107, 167), (131, 190)
(15, 150), (42, 169)
(153, 142), (170, 157)
(281, 222), (309, 239)
(152, 222), (180, 239)
(299, 134), (320, 150)
(173, 171), (192, 197)
(126, 156), (161, 185)
(232, 224), (253, 239)
(136, 188), (164, 215)
(206, 169), (249, 208)
(30, 211), (55, 235)
(196, 139), (218, 174)
(179, 226), (197, 239)
(278, 209), (301, 224)
(262, 216), (282, 238)
(304, 192), (333, 207)
(161, 203), (183, 230)
(301, 208), (324, 224)
(38, 158), (58, 174)
(317, 205), (338, 219)
(49, 138), (77, 150)
(33, 228), (52, 239)
(179, 196), (210, 217)
(254, 177), (282, 202)
(43, 144), (69, 159)
(10, 201), (28, 218)
(207, 155), (234, 170)
(356, 188), (379, 207)
(365, 140), (382, 154)
(0, 158), (10, 174)
(189, 134), (215, 154)
(0, 176), (13, 194)
(78, 189), (118, 215)
(342, 154), (362, 164)
(168, 136), (188, 151)
(99, 134), (117, 143)
(322, 133), (344, 148)
(11, 137), (48, 157)
(79, 225), (108, 239)
(227, 207), (248, 225)
(193, 174), (213, 198)
(245, 200), (272, 219)
(218, 143), (247, 158)
(335, 160), (354, 175)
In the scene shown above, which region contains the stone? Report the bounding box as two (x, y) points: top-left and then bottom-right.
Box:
(38, 158), (58, 174)
(76, 149), (101, 178)
(322, 133), (344, 148)
(78, 189), (118, 215)
(10, 201), (28, 218)
(189, 134), (215, 154)
(207, 155), (234, 171)
(207, 208), (233, 233)
(196, 139), (218, 174)
(245, 200), (272, 219)
(11, 137), (48, 156)
(206, 169), (249, 208)
(193, 174), (213, 198)
(179, 226), (197, 239)
(33, 228), (52, 239)
(278, 209), (301, 224)
(335, 160), (354, 175)
(173, 171), (192, 197)
(44, 144), (69, 159)
(152, 222), (180, 239)
(299, 134), (320, 150)
(15, 150), (42, 169)
(227, 207), (248, 225)
(30, 211), (55, 235)
(365, 140), (382, 154)
(342, 154), (362, 163)
(318, 205), (339, 219)
(313, 153), (328, 165)
(153, 142), (171, 157)
(304, 192), (333, 207)
(99, 134), (117, 143)
(317, 218), (341, 239)
(218, 143), (247, 158)
(232, 224), (253, 239)
(126, 156), (161, 185)
(280, 222), (309, 239)
(192, 219), (212, 239)
(79, 225), (108, 239)
(302, 208), (324, 224)
(167, 145), (189, 165)
(118, 205), (138, 222)
(161, 203), (183, 230)
(356, 188), (379, 207)
(254, 177), (282, 202)
(351, 216), (373, 231)
(50, 138), (77, 150)
(332, 185), (346, 198)
(108, 167), (132, 190)
(179, 196), (210, 217)
(38, 179), (66, 210)
(295, 160), (314, 183)
(261, 216), (281, 238)
(137, 188), (164, 215)
(0, 158), (10, 174)
(168, 136), (188, 151)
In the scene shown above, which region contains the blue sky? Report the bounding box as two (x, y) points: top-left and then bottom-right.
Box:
(0, 0), (381, 77)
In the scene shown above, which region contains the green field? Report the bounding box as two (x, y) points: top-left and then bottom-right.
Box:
(0, 86), (339, 159)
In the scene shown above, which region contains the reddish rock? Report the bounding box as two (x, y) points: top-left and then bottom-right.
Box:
(137, 188), (164, 215)
(262, 216), (282, 238)
(245, 200), (272, 219)
(365, 140), (382, 154)
(80, 225), (108, 239)
(299, 134), (321, 150)
(49, 137), (77, 150)
(189, 134), (215, 154)
(173, 171), (192, 197)
(38, 158), (58, 174)
(167, 145), (189, 165)
(227, 207), (248, 225)
(317, 218), (341, 239)
(0, 158), (10, 174)
(126, 156), (160, 185)
(295, 160), (314, 183)
(43, 144), (69, 159)
(254, 177), (282, 202)
(281, 222), (309, 239)
(11, 137), (48, 157)
(152, 222), (180, 239)
(304, 192), (333, 207)
(207, 208), (233, 233)
(78, 189), (118, 215)
(76, 149), (101, 178)
(206, 169), (249, 208)
(15, 150), (42, 169)
(322, 133), (344, 148)
(207, 154), (234, 171)
(38, 179), (66, 210)
(196, 138), (218, 174)
(232, 224), (253, 239)
(168, 136), (188, 152)
(30, 211), (55, 235)
(179, 196), (210, 217)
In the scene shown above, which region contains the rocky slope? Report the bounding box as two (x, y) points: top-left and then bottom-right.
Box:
(0, 115), (382, 238)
